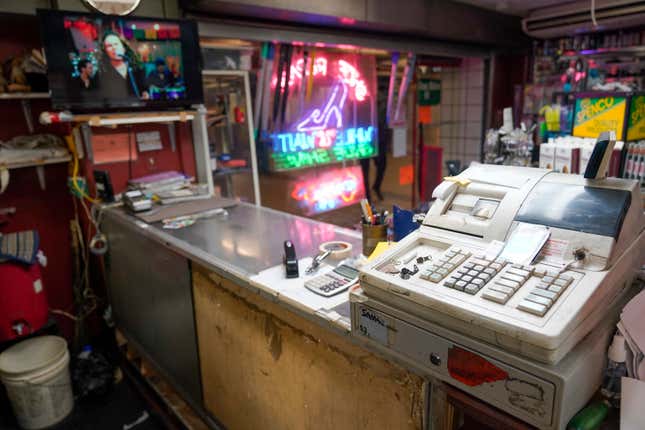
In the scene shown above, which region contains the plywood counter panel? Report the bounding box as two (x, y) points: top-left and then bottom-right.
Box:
(192, 265), (426, 430)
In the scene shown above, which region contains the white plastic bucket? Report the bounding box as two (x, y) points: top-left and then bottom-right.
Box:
(0, 336), (74, 429)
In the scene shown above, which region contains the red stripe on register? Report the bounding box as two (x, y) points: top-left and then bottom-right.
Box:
(447, 346), (509, 387)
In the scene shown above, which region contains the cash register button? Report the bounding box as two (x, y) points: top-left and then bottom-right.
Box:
(471, 258), (489, 267)
(489, 263), (502, 272)
(548, 285), (564, 295)
(463, 262), (475, 270)
(507, 268), (530, 279)
(475, 253), (486, 259)
(483, 268), (496, 276)
(446, 250), (457, 258)
(526, 293), (553, 307)
(501, 273), (525, 284)
(559, 274), (574, 282)
(536, 281), (551, 290)
(429, 273), (443, 283)
(467, 270), (479, 277)
(482, 290), (509, 304)
(471, 278), (484, 286)
(490, 284), (514, 295)
(545, 271), (559, 278)
(444, 277), (457, 288)
(452, 247), (462, 254)
(465, 284), (481, 294)
(522, 265), (534, 273)
(554, 277), (572, 287)
(477, 273), (491, 282)
(532, 288), (557, 300)
(533, 268), (547, 277)
(542, 276), (555, 284)
(517, 300), (547, 316)
(455, 280), (467, 291)
(511, 264), (523, 269)
(450, 255), (465, 265)
(457, 267), (469, 275)
(473, 265), (485, 272)
(496, 279), (520, 290)
(437, 268), (449, 276)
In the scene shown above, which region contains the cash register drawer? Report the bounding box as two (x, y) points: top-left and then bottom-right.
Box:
(353, 303), (556, 429)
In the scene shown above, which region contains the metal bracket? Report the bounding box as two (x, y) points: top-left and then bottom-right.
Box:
(167, 122), (177, 152)
(21, 99), (34, 134)
(80, 123), (94, 162)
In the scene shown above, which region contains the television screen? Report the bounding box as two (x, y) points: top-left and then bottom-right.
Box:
(38, 10), (203, 110)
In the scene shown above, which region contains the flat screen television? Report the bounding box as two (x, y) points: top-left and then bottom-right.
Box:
(38, 10), (203, 111)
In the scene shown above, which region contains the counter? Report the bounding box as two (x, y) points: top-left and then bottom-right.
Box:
(103, 203), (434, 430)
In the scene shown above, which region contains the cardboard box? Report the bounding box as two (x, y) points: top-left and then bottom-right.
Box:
(539, 144), (556, 170)
(554, 145), (580, 174)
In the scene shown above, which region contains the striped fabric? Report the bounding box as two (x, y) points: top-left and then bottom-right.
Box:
(0, 230), (39, 265)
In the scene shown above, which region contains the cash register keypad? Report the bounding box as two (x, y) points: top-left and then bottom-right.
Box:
(420, 248), (471, 284)
(516, 271), (574, 316)
(443, 255), (505, 295)
(480, 263), (532, 303)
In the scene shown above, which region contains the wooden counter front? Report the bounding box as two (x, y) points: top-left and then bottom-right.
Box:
(192, 264), (427, 430)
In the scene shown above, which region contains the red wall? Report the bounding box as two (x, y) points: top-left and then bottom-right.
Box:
(0, 13), (198, 341)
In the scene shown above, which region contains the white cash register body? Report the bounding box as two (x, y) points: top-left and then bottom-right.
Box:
(359, 164), (645, 364)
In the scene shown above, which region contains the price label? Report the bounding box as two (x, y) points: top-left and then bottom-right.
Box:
(357, 306), (389, 345)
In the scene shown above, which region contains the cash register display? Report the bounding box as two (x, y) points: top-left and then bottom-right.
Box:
(515, 183), (631, 239)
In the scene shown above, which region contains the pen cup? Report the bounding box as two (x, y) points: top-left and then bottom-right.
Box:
(362, 223), (387, 257)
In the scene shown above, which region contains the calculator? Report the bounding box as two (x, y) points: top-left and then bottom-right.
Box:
(305, 264), (360, 297)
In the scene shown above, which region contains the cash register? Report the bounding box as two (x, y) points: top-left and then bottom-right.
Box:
(353, 163), (644, 429)
(358, 164), (645, 364)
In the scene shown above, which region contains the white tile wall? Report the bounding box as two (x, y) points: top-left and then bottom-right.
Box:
(436, 58), (485, 176)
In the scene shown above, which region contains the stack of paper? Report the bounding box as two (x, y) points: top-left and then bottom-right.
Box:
(617, 289), (645, 380)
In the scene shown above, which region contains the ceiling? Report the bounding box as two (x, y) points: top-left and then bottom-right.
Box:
(454, 0), (580, 17)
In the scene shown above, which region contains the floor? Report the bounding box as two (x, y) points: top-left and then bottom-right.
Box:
(0, 379), (165, 430)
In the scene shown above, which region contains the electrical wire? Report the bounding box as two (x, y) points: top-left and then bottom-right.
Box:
(591, 0), (598, 27)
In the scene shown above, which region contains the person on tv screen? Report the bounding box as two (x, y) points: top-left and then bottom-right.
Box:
(77, 59), (97, 90)
(146, 58), (175, 97)
(100, 31), (148, 100)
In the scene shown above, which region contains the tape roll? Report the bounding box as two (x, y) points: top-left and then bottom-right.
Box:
(319, 241), (352, 260)
(89, 233), (108, 255)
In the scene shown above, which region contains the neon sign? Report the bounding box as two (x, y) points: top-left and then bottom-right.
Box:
(268, 53), (377, 171)
(290, 166), (365, 215)
(272, 57), (328, 89)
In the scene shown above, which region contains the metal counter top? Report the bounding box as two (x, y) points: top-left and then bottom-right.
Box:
(105, 202), (361, 278)
(104, 202), (363, 333)
(162, 203), (361, 275)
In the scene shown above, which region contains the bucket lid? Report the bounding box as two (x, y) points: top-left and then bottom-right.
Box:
(0, 336), (68, 377)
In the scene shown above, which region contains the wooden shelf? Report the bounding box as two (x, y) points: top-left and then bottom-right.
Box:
(0, 92), (50, 100)
(0, 154), (71, 170)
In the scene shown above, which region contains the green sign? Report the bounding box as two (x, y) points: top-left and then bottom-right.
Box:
(627, 95), (645, 141)
(418, 79), (440, 106)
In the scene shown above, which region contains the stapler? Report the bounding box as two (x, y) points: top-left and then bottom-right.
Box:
(283, 240), (299, 278)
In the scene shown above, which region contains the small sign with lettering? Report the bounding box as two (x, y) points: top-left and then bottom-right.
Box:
(358, 306), (389, 345)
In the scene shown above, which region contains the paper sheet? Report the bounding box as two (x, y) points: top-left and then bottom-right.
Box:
(621, 377), (645, 430)
(620, 289), (645, 379)
(499, 223), (550, 265)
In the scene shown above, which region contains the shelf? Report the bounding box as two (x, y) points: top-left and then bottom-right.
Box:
(0, 92), (50, 100)
(212, 167), (251, 177)
(39, 110), (198, 126)
(0, 154), (71, 170)
(559, 46), (645, 59)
